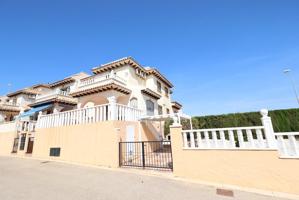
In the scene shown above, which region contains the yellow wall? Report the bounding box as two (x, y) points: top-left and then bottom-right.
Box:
(114, 121), (161, 142)
(33, 121), (120, 168)
(170, 125), (299, 195)
(0, 131), (16, 156)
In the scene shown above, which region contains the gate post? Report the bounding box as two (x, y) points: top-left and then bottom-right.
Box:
(260, 109), (277, 149)
(141, 142), (145, 168)
(118, 142), (121, 167)
(170, 123), (183, 173)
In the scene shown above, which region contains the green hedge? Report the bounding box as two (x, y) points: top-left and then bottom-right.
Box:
(164, 108), (299, 135)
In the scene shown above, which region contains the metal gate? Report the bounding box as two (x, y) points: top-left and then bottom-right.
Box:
(119, 141), (173, 170)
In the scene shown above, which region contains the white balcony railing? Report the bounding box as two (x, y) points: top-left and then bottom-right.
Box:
(182, 126), (269, 150)
(0, 101), (20, 107)
(37, 103), (142, 129)
(17, 121), (37, 133)
(275, 132), (299, 158)
(78, 71), (126, 89)
(35, 90), (72, 102)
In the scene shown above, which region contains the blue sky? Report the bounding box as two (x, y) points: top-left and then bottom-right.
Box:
(0, 0), (299, 116)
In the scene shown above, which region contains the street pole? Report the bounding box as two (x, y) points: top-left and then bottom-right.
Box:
(283, 69), (299, 105)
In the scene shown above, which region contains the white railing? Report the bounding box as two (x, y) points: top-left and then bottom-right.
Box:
(35, 90), (70, 101)
(17, 121), (37, 132)
(37, 103), (142, 129)
(182, 126), (270, 149)
(179, 109), (299, 159)
(275, 132), (299, 158)
(78, 71), (126, 88)
(0, 121), (17, 133)
(0, 101), (20, 107)
(116, 104), (143, 121)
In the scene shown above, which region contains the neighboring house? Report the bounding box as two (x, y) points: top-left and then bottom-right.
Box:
(29, 72), (89, 114)
(0, 96), (20, 122)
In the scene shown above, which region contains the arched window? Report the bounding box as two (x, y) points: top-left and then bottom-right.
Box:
(146, 99), (155, 116)
(84, 102), (95, 108)
(130, 98), (138, 109)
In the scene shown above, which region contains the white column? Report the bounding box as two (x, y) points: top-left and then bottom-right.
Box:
(172, 113), (181, 126)
(228, 130), (235, 148)
(107, 96), (117, 120)
(260, 109), (277, 149)
(190, 132), (195, 148)
(36, 111), (43, 128)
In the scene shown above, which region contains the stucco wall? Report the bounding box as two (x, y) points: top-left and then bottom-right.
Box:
(114, 121), (161, 142)
(170, 125), (299, 195)
(0, 131), (15, 156)
(33, 121), (120, 168)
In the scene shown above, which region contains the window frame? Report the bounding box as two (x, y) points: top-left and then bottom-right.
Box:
(50, 147), (61, 157)
(166, 108), (170, 114)
(164, 86), (169, 97)
(158, 105), (163, 115)
(146, 99), (155, 116)
(157, 81), (162, 93)
(130, 97), (138, 109)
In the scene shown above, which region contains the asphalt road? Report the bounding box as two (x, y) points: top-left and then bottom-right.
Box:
(0, 156), (290, 200)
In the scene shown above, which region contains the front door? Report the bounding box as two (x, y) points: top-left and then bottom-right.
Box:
(26, 137), (34, 154)
(126, 125), (135, 142)
(125, 126), (135, 161)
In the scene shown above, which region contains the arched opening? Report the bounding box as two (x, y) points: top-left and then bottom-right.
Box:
(130, 97), (138, 109)
(146, 99), (155, 116)
(83, 101), (95, 108)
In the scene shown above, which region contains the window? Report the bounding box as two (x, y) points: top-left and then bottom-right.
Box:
(158, 105), (163, 115)
(60, 86), (70, 95)
(50, 147), (61, 157)
(146, 99), (155, 116)
(157, 81), (162, 93)
(135, 68), (146, 78)
(130, 98), (138, 109)
(165, 87), (169, 97)
(28, 94), (36, 99)
(84, 102), (95, 108)
(166, 108), (170, 114)
(19, 134), (26, 150)
(12, 98), (17, 105)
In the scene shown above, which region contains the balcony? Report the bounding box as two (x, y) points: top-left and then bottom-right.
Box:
(17, 120), (37, 133)
(0, 101), (21, 112)
(32, 90), (77, 106)
(78, 71), (127, 91)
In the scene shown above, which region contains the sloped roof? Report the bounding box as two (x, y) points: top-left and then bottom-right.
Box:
(92, 57), (173, 88)
(141, 88), (161, 100)
(7, 88), (40, 97)
(29, 95), (77, 107)
(172, 101), (182, 109)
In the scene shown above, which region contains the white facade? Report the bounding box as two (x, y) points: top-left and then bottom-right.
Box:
(74, 61), (178, 116)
